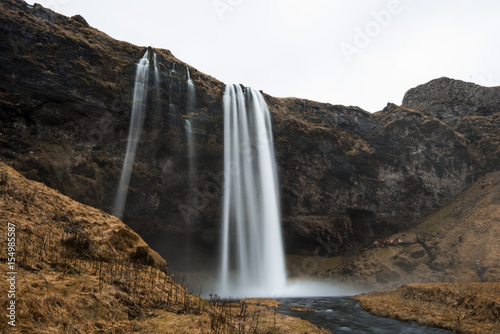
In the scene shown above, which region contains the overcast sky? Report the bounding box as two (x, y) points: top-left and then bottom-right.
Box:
(26, 0), (500, 112)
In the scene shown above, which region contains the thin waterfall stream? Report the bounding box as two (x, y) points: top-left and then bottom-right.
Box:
(113, 50), (158, 219)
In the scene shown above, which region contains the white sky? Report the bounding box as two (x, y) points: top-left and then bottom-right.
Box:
(26, 0), (500, 112)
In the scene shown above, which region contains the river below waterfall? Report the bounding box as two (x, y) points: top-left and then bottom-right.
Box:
(275, 297), (453, 333)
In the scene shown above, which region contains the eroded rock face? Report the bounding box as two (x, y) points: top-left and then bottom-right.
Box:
(1, 0), (499, 270)
(403, 77), (500, 172)
(271, 100), (481, 255)
(402, 77), (500, 121)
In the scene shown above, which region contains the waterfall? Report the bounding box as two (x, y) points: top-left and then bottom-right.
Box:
(219, 84), (287, 297)
(153, 53), (160, 86)
(168, 63), (179, 118)
(185, 119), (196, 183)
(113, 50), (157, 219)
(152, 52), (161, 121)
(170, 62), (176, 77)
(186, 67), (196, 185)
(182, 68), (197, 272)
(186, 67), (195, 114)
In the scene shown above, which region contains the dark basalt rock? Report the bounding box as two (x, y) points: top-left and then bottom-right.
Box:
(402, 77), (500, 121)
(1, 0), (499, 271)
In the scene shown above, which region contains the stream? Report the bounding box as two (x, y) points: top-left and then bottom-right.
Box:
(275, 297), (453, 333)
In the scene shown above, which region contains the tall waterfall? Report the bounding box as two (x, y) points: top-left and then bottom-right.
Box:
(182, 68), (197, 272)
(186, 68), (196, 185)
(186, 67), (195, 113)
(153, 53), (160, 86)
(113, 50), (156, 219)
(219, 84), (287, 297)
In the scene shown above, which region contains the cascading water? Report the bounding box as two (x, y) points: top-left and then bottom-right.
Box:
(168, 63), (179, 116)
(153, 53), (160, 86)
(182, 69), (197, 272)
(185, 119), (195, 182)
(185, 67), (197, 185)
(113, 50), (157, 219)
(151, 52), (161, 122)
(219, 84), (287, 297)
(186, 67), (195, 114)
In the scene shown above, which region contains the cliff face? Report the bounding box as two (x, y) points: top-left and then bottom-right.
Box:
(1, 0), (499, 270)
(271, 99), (482, 255)
(402, 77), (500, 172)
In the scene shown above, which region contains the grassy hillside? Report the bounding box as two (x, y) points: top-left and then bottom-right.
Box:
(286, 170), (500, 290)
(355, 283), (500, 334)
(0, 163), (329, 333)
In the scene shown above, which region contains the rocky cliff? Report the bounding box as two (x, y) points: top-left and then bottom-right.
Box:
(1, 0), (499, 272)
(402, 77), (500, 172)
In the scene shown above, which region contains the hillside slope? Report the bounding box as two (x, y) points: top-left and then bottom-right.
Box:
(0, 163), (329, 333)
(287, 170), (500, 289)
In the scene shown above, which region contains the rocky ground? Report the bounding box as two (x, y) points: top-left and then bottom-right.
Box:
(354, 283), (500, 334)
(0, 163), (329, 333)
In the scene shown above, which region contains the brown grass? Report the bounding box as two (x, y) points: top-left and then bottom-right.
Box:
(355, 283), (500, 334)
